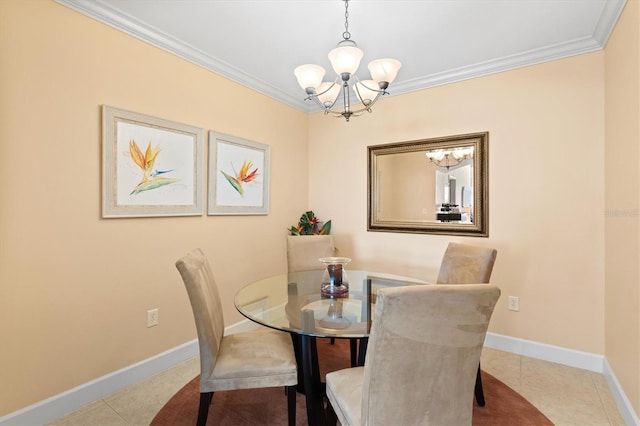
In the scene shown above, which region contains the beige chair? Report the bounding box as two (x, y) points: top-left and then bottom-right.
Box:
(436, 242), (498, 407)
(286, 235), (361, 364)
(326, 284), (501, 426)
(176, 249), (298, 426)
(436, 242), (497, 285)
(286, 234), (336, 272)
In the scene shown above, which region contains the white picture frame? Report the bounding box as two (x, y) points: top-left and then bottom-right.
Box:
(102, 105), (204, 218)
(208, 131), (270, 215)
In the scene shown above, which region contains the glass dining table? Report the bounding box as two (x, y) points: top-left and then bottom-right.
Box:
(234, 269), (427, 426)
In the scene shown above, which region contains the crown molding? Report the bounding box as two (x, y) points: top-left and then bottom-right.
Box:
(391, 35), (605, 98)
(55, 0), (626, 113)
(55, 0), (309, 110)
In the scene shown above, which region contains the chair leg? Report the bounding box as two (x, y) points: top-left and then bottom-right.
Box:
(286, 385), (297, 426)
(197, 392), (213, 426)
(350, 339), (358, 367)
(474, 364), (485, 407)
(326, 400), (338, 426)
(356, 337), (368, 366)
(330, 337), (336, 345)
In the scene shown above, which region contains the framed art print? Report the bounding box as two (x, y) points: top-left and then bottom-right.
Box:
(208, 131), (270, 215)
(102, 105), (204, 218)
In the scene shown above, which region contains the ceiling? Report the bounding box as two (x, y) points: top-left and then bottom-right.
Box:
(56, 0), (626, 112)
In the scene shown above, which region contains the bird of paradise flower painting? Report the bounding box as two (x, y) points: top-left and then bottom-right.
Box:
(128, 139), (180, 195)
(220, 160), (259, 197)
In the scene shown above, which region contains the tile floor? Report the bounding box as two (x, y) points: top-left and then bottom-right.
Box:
(47, 347), (627, 426)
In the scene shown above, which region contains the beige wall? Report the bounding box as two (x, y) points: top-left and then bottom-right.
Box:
(309, 51), (606, 354)
(0, 0), (308, 415)
(2, 0), (638, 420)
(605, 0), (640, 415)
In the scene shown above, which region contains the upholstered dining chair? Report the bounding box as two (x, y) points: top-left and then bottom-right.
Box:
(286, 235), (360, 365)
(436, 242), (498, 407)
(175, 248), (298, 426)
(326, 284), (501, 426)
(286, 235), (336, 273)
(436, 242), (497, 285)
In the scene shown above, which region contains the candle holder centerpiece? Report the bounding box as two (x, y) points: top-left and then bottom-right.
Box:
(319, 257), (351, 297)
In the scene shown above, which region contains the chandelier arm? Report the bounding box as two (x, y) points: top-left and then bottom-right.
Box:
(357, 79), (389, 95)
(353, 75), (389, 96)
(326, 92), (385, 117)
(361, 91), (382, 111)
(308, 95), (328, 111)
(353, 83), (366, 106)
(316, 77), (340, 98)
(352, 78), (386, 110)
(304, 76), (342, 111)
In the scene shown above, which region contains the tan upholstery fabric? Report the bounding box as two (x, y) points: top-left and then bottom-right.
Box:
(286, 235), (336, 272)
(436, 242), (497, 409)
(205, 330), (298, 391)
(436, 242), (497, 284)
(175, 249), (297, 394)
(326, 284), (501, 426)
(326, 367), (365, 425)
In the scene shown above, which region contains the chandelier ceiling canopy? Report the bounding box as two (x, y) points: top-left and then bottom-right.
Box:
(294, 0), (402, 122)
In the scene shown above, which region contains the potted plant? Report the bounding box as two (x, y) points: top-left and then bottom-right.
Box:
(288, 210), (331, 235)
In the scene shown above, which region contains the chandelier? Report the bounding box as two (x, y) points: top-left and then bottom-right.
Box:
(425, 147), (474, 169)
(294, 0), (401, 122)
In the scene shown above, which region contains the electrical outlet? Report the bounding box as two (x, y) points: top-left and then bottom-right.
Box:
(147, 308), (159, 327)
(508, 296), (520, 312)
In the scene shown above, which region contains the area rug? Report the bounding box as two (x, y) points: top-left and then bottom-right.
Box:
(151, 339), (552, 425)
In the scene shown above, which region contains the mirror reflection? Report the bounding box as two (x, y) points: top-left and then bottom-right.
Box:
(368, 132), (488, 236)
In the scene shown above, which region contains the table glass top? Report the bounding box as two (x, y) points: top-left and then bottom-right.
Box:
(234, 270), (427, 338)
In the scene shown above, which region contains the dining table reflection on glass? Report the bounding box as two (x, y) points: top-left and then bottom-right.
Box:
(234, 266), (427, 426)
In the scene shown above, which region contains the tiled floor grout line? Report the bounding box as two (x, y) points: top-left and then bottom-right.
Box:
(103, 398), (128, 424)
(593, 376), (619, 426)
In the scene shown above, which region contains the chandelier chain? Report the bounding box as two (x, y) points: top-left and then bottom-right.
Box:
(343, 0), (351, 41)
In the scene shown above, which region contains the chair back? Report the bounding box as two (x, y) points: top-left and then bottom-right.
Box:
(436, 242), (497, 284)
(175, 249), (225, 390)
(286, 235), (336, 272)
(361, 284), (500, 425)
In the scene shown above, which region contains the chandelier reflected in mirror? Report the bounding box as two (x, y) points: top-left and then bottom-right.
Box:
(425, 147), (474, 169)
(294, 0), (401, 122)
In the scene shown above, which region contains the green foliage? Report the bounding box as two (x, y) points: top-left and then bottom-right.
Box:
(288, 210), (332, 235)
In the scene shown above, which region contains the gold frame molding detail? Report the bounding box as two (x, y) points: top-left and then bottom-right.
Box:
(368, 132), (489, 237)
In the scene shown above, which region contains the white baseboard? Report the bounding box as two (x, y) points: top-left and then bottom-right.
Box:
(1, 323), (637, 425)
(484, 332), (605, 372)
(484, 332), (639, 425)
(0, 319), (265, 426)
(0, 340), (199, 426)
(603, 358), (640, 426)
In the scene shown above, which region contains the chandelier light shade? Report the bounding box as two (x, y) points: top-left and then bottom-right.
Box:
(368, 58), (402, 87)
(328, 43), (363, 75)
(294, 0), (401, 122)
(293, 65), (326, 91)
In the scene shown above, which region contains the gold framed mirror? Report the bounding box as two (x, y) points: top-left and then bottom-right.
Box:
(368, 132), (488, 237)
